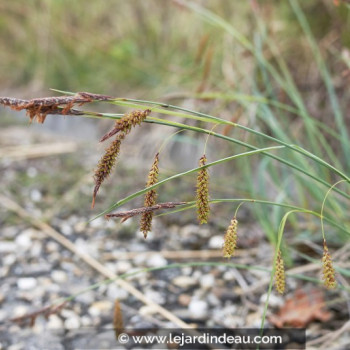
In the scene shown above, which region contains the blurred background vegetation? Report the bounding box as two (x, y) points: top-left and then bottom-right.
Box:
(1, 0), (350, 247)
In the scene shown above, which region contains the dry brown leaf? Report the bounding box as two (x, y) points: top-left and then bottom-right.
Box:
(269, 288), (332, 328)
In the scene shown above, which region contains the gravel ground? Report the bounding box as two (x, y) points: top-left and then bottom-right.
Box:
(0, 122), (349, 349)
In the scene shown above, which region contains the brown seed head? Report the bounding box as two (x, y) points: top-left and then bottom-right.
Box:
(140, 153), (160, 238)
(274, 250), (285, 294)
(113, 299), (124, 339)
(196, 154), (210, 224)
(92, 134), (125, 208)
(322, 239), (336, 289)
(100, 109), (151, 142)
(223, 218), (238, 258)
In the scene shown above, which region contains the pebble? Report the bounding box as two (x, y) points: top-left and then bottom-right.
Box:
(30, 241), (43, 257)
(260, 293), (283, 308)
(208, 235), (224, 249)
(0, 310), (7, 322)
(188, 299), (208, 319)
(146, 254), (168, 268)
(0, 241), (16, 253)
(116, 261), (132, 274)
(2, 226), (18, 238)
(144, 289), (165, 304)
(47, 314), (64, 330)
(13, 305), (29, 317)
(15, 231), (32, 250)
(30, 189), (42, 202)
(17, 278), (37, 290)
(178, 294), (191, 306)
(51, 270), (68, 284)
(107, 285), (129, 300)
(64, 316), (81, 329)
(80, 315), (92, 327)
(139, 305), (157, 317)
(172, 276), (198, 289)
(207, 292), (221, 306)
(8, 344), (24, 350)
(74, 221), (87, 233)
(199, 274), (215, 289)
(88, 300), (113, 317)
(60, 223), (73, 236)
(3, 254), (16, 266)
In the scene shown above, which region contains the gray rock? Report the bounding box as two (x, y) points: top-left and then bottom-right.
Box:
(208, 235), (224, 249)
(51, 270), (68, 284)
(17, 278), (37, 290)
(0, 241), (16, 253)
(188, 299), (208, 319)
(172, 276), (198, 289)
(146, 254), (168, 268)
(199, 274), (215, 289)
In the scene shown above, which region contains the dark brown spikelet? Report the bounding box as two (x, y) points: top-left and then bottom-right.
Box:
(140, 153), (160, 238)
(92, 135), (124, 208)
(322, 239), (337, 289)
(113, 299), (124, 339)
(196, 154), (210, 224)
(274, 250), (285, 294)
(223, 218), (238, 258)
(100, 109), (151, 142)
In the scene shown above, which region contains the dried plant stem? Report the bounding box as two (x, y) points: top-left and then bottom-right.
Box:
(0, 92), (111, 123)
(105, 201), (186, 220)
(9, 301), (67, 327)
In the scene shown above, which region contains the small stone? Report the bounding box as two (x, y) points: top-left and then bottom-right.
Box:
(3, 254), (16, 266)
(64, 317), (81, 329)
(146, 254), (167, 268)
(30, 189), (42, 202)
(172, 276), (198, 289)
(61, 223), (73, 236)
(0, 310), (7, 322)
(74, 221), (87, 233)
(17, 278), (37, 290)
(107, 285), (129, 301)
(88, 300), (113, 317)
(47, 314), (64, 329)
(13, 305), (28, 317)
(30, 241), (43, 257)
(199, 274), (215, 289)
(260, 293), (283, 308)
(0, 241), (16, 253)
(208, 235), (224, 249)
(116, 261), (132, 274)
(81, 315), (92, 327)
(207, 292), (221, 306)
(15, 231), (32, 250)
(188, 299), (208, 319)
(145, 289), (165, 305)
(178, 294), (191, 307)
(51, 270), (68, 283)
(139, 305), (157, 317)
(8, 344), (24, 350)
(46, 241), (59, 253)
